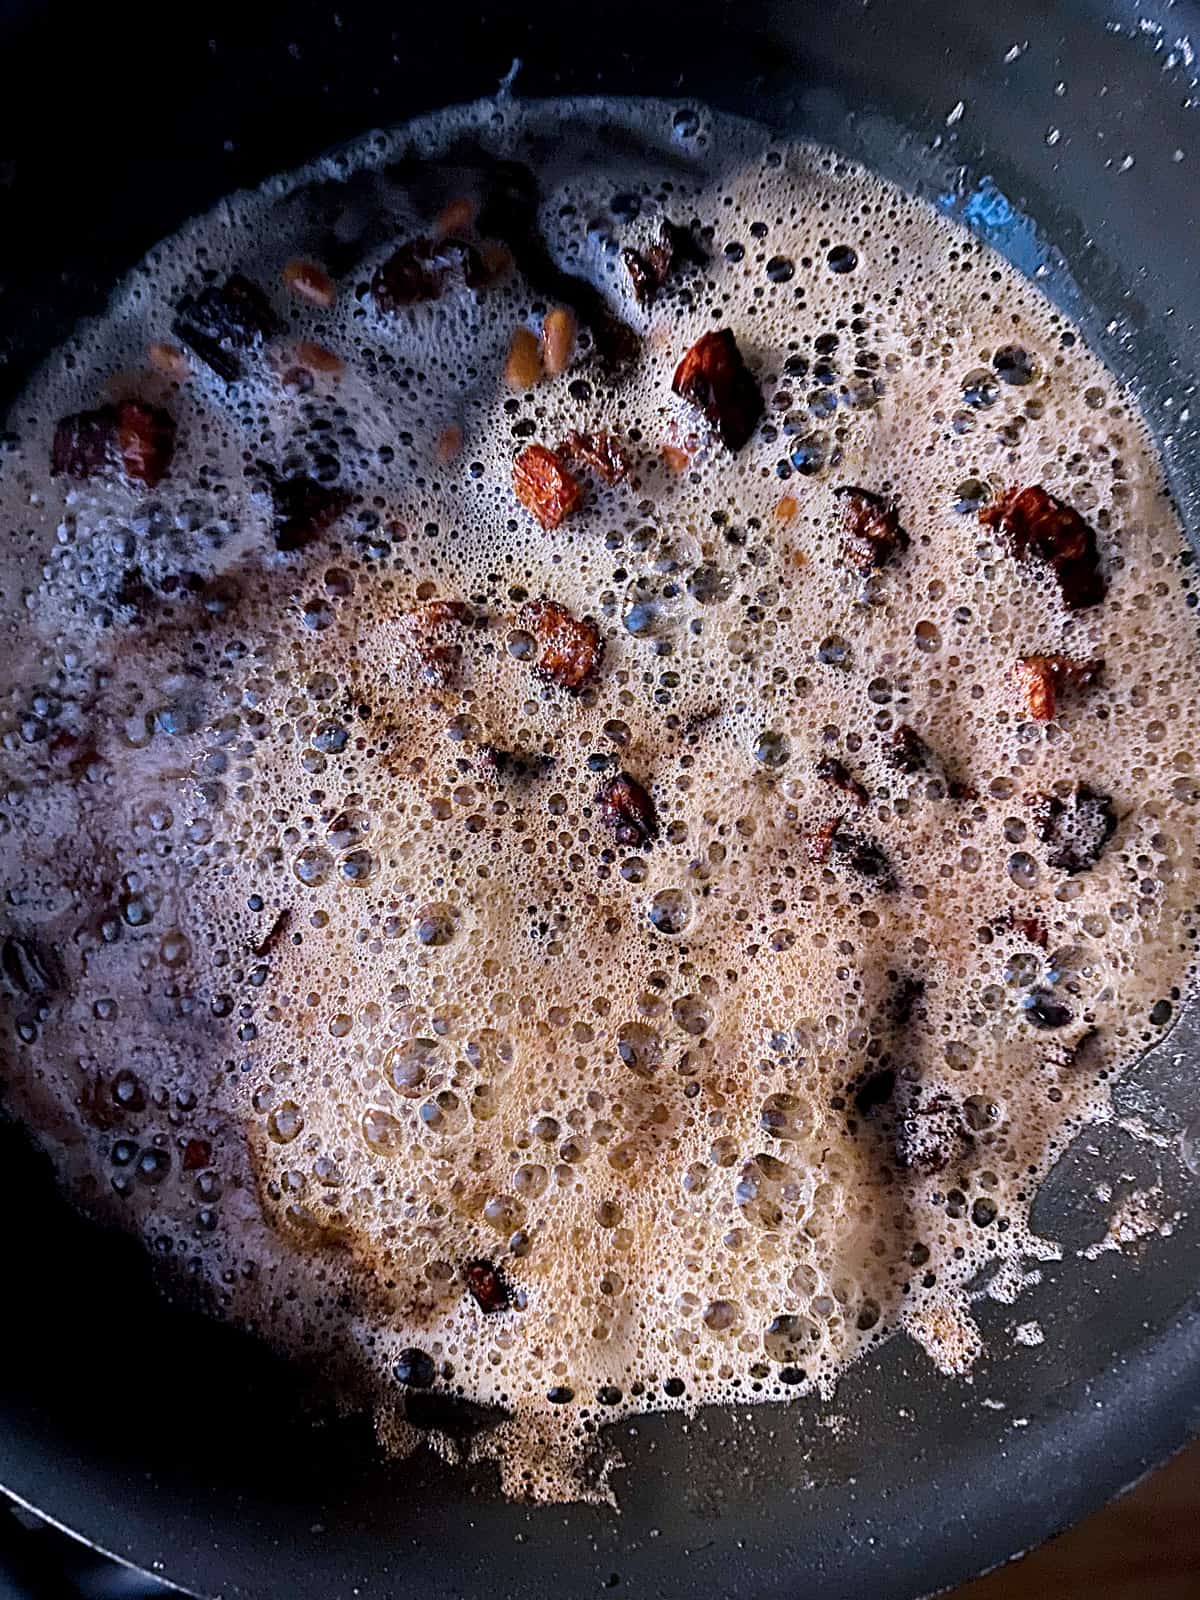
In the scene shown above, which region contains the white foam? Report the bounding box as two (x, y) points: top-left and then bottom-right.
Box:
(1, 95), (1198, 1502)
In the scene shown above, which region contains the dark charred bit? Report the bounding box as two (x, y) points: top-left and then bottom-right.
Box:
(557, 428), (631, 485)
(172, 273), (281, 383)
(182, 1138), (212, 1172)
(1022, 988), (1074, 1030)
(403, 1389), (508, 1439)
(980, 484), (1106, 611)
(853, 1065), (896, 1118)
(672, 328), (764, 452)
(946, 778), (980, 803)
(522, 599), (603, 691)
(52, 401), (176, 488)
(622, 218), (707, 305)
(1014, 653), (1103, 723)
(847, 1065), (970, 1175)
(371, 236), (487, 311)
(1028, 783), (1117, 875)
(405, 599), (475, 687)
(888, 722), (973, 799)
(513, 443), (584, 530)
(806, 815), (843, 865)
(894, 1089), (969, 1174)
(885, 724), (930, 775)
(815, 756), (868, 809)
(477, 745), (555, 782)
(833, 485), (909, 574)
(464, 1258), (508, 1314)
(254, 464), (351, 552)
(253, 907), (293, 959)
(1, 933), (59, 996)
(830, 828), (896, 890)
(79, 1074), (115, 1132)
(651, 218), (708, 273)
(683, 704), (722, 743)
(891, 975), (925, 1026)
(598, 772), (658, 847)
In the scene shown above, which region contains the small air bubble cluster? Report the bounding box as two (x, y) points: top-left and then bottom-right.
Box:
(1, 96), (1198, 1506)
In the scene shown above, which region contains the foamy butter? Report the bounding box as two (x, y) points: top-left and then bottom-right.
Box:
(1, 98), (1198, 1502)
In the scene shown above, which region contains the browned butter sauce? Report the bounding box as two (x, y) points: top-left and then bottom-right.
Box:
(1, 97), (1198, 1501)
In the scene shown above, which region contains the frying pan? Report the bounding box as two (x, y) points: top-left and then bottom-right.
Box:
(2, 1), (1200, 1596)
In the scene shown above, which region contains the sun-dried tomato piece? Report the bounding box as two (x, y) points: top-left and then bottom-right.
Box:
(522, 599), (603, 691)
(622, 219), (707, 305)
(116, 401), (177, 486)
(172, 273), (281, 383)
(557, 428), (631, 485)
(513, 443), (584, 530)
(371, 236), (487, 311)
(403, 598), (476, 686)
(182, 1137), (212, 1172)
(806, 815), (842, 865)
(464, 1258), (508, 1314)
(1014, 913), (1049, 948)
(834, 485), (909, 574)
(993, 908), (1051, 948)
(672, 328), (763, 452)
(1028, 783), (1117, 875)
(258, 469), (351, 553)
(1014, 653), (1103, 722)
(885, 724), (930, 775)
(52, 401), (176, 487)
(598, 772), (658, 846)
(981, 485), (1106, 610)
(815, 756), (868, 808)
(51, 408), (115, 480)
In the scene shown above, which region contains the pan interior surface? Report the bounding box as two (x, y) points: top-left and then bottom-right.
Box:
(2, 3), (1200, 1598)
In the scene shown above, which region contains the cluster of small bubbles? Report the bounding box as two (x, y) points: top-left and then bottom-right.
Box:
(1, 92), (1198, 1505)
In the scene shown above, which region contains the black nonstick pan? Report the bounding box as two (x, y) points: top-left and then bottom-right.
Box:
(2, 2), (1200, 1596)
